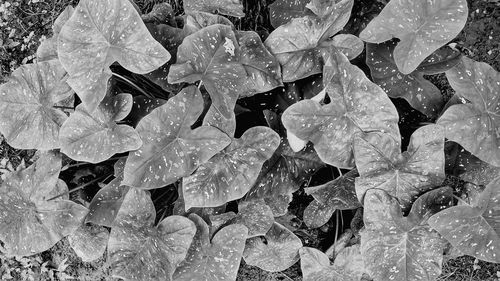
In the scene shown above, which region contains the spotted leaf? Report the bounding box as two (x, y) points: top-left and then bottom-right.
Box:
(234, 200), (274, 238)
(183, 0), (244, 18)
(183, 11), (233, 34)
(36, 6), (74, 62)
(268, 0), (309, 28)
(68, 224), (109, 262)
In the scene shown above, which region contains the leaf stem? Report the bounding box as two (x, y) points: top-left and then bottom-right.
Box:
(47, 174), (112, 201)
(198, 80), (203, 90)
(64, 156), (124, 169)
(112, 72), (154, 99)
(53, 105), (74, 110)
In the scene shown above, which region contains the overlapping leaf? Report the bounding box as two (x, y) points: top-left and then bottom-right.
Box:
(108, 188), (196, 281)
(282, 51), (400, 168)
(127, 96), (167, 126)
(268, 0), (309, 28)
(438, 57), (500, 167)
(57, 0), (170, 111)
(183, 126), (280, 209)
(122, 86), (231, 189)
(173, 214), (248, 281)
(68, 224), (109, 262)
(183, 0), (244, 18)
(354, 125), (445, 209)
(359, 0), (468, 74)
(183, 11), (233, 34)
(0, 60), (73, 150)
(0, 152), (88, 256)
(36, 6), (74, 62)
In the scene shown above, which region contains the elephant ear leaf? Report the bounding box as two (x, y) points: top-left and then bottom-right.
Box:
(428, 176), (500, 263)
(57, 0), (170, 112)
(108, 188), (196, 281)
(0, 60), (73, 150)
(438, 57), (500, 167)
(173, 214), (248, 281)
(68, 224), (109, 262)
(359, 0), (468, 74)
(60, 93), (142, 163)
(183, 0), (244, 18)
(268, 0), (309, 28)
(122, 86), (231, 189)
(361, 189), (445, 281)
(233, 200), (274, 238)
(86, 180), (130, 227)
(182, 126), (280, 209)
(0, 152), (88, 256)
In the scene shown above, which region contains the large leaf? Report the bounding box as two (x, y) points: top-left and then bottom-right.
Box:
(173, 214), (248, 281)
(243, 222), (303, 272)
(359, 0), (468, 74)
(168, 24), (247, 135)
(0, 152), (88, 256)
(183, 0), (244, 18)
(438, 57), (500, 167)
(108, 188), (196, 281)
(68, 224), (109, 262)
(60, 93), (142, 163)
(300, 246), (365, 281)
(36, 6), (74, 62)
(57, 0), (170, 112)
(366, 40), (462, 118)
(361, 189), (445, 281)
(0, 60), (73, 150)
(268, 0), (309, 28)
(428, 177), (500, 263)
(282, 51), (400, 168)
(122, 86), (231, 189)
(265, 0), (363, 82)
(182, 126), (280, 209)
(354, 125), (445, 209)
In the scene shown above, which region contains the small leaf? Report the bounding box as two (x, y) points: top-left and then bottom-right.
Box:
(234, 200), (274, 238)
(183, 0), (244, 18)
(268, 0), (310, 28)
(68, 224), (109, 262)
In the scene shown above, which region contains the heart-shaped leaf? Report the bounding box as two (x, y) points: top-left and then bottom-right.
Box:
(359, 0), (468, 74)
(268, 0), (309, 28)
(361, 189), (445, 281)
(173, 214), (248, 281)
(58, 0), (170, 112)
(108, 188), (196, 281)
(428, 176), (500, 263)
(183, 0), (244, 18)
(354, 125), (445, 209)
(0, 152), (88, 256)
(68, 223), (109, 262)
(438, 57), (500, 167)
(0, 60), (73, 150)
(122, 86), (231, 189)
(37, 6), (74, 62)
(243, 222), (303, 272)
(282, 51), (400, 168)
(182, 126), (280, 209)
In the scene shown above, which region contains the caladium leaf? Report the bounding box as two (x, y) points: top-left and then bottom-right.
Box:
(438, 57), (500, 167)
(0, 152), (88, 256)
(0, 60), (73, 150)
(36, 6), (75, 62)
(333, 244), (366, 280)
(108, 188), (196, 281)
(60, 93), (142, 163)
(183, 11), (233, 34)
(173, 214), (248, 281)
(58, 0), (170, 112)
(183, 0), (244, 18)
(68, 224), (109, 262)
(366, 40), (462, 118)
(359, 0), (468, 74)
(183, 126), (280, 209)
(234, 200), (274, 238)
(354, 125), (445, 209)
(428, 176), (500, 263)
(361, 189), (445, 281)
(268, 0), (309, 28)
(282, 51), (400, 168)
(122, 86), (231, 189)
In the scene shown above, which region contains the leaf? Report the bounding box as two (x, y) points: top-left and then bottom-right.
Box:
(428, 176), (500, 263)
(141, 2), (175, 24)
(183, 0), (244, 18)
(86, 182), (130, 227)
(173, 214), (248, 281)
(0, 152), (88, 256)
(183, 11), (234, 34)
(408, 186), (454, 225)
(122, 86), (231, 189)
(359, 0), (468, 74)
(265, 0), (363, 82)
(0, 60), (73, 150)
(354, 125), (445, 209)
(234, 200), (274, 238)
(366, 40), (462, 118)
(361, 189), (445, 281)
(182, 126), (280, 208)
(243, 222), (302, 272)
(282, 51), (400, 168)
(108, 188), (196, 281)
(333, 244), (366, 280)
(268, 0), (309, 28)
(438, 57), (500, 167)
(127, 96), (167, 126)
(36, 6), (74, 62)
(60, 93), (142, 163)
(57, 0), (170, 112)
(168, 24), (247, 135)
(68, 224), (109, 262)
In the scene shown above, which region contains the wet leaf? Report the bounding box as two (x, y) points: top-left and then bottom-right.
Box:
(359, 0), (468, 74)
(268, 0), (309, 28)
(0, 60), (73, 150)
(0, 152), (88, 256)
(438, 57), (500, 167)
(243, 222), (303, 272)
(282, 51), (400, 168)
(58, 0), (170, 112)
(183, 126), (280, 209)
(122, 86), (231, 189)
(68, 224), (109, 262)
(173, 214), (248, 281)
(108, 188), (196, 281)
(183, 0), (244, 18)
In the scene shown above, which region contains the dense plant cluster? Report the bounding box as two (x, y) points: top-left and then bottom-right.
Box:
(0, 0), (499, 280)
